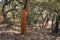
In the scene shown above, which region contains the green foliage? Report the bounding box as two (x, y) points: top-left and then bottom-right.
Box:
(0, 0), (60, 25)
(5, 18), (14, 25)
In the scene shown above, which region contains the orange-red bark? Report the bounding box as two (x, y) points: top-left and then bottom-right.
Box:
(44, 22), (48, 27)
(21, 9), (27, 34)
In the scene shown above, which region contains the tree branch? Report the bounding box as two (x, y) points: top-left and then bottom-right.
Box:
(5, 1), (23, 14)
(4, 0), (13, 5)
(8, 0), (13, 4)
(14, 1), (23, 7)
(5, 8), (17, 14)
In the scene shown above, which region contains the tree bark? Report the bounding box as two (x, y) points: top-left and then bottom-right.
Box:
(53, 17), (59, 34)
(20, 0), (30, 34)
(2, 14), (6, 24)
(52, 17), (59, 34)
(2, 4), (6, 24)
(51, 18), (54, 33)
(54, 19), (59, 34)
(21, 9), (27, 34)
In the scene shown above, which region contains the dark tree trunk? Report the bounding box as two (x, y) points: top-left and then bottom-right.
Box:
(2, 14), (6, 24)
(52, 17), (59, 34)
(51, 18), (54, 33)
(54, 17), (59, 34)
(12, 11), (15, 24)
(54, 19), (59, 34)
(2, 4), (6, 24)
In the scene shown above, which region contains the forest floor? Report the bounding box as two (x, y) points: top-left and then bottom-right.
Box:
(0, 23), (60, 40)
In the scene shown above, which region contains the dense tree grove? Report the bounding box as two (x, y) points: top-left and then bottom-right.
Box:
(0, 0), (60, 34)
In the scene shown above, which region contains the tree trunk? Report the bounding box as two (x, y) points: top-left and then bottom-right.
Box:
(2, 14), (6, 24)
(51, 20), (53, 33)
(20, 0), (30, 34)
(2, 4), (6, 24)
(12, 11), (15, 24)
(53, 17), (59, 34)
(54, 19), (59, 34)
(21, 9), (27, 34)
(51, 17), (59, 34)
(51, 18), (54, 33)
(44, 17), (49, 27)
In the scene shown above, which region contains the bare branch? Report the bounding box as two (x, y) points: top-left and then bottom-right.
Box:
(14, 1), (23, 7)
(8, 0), (13, 3)
(5, 8), (17, 14)
(3, 0), (23, 15)
(6, 0), (13, 5)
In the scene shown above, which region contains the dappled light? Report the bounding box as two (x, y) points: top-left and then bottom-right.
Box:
(0, 0), (60, 40)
